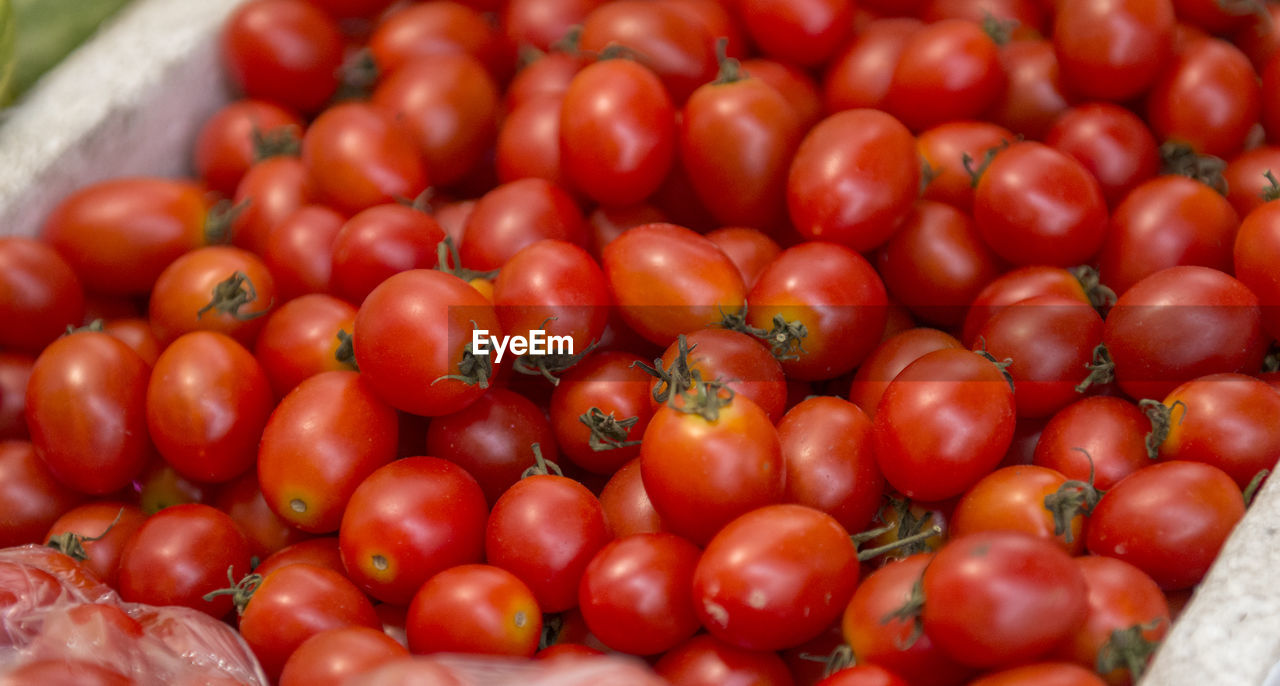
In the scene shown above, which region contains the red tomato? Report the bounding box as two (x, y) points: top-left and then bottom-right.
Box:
(917, 121), (1015, 215)
(968, 663), (1108, 686)
(43, 501), (145, 586)
(213, 472), (311, 560)
(503, 51), (590, 113)
(873, 349), (1017, 502)
(220, 0), (343, 114)
(560, 59), (676, 206)
(194, 99), (304, 196)
(236, 563), (381, 680)
(330, 204), (445, 305)
(1233, 201), (1280, 340)
(1146, 37), (1259, 159)
(0, 353), (33, 441)
(25, 332), (151, 495)
(817, 666), (912, 686)
(502, 0), (601, 53)
(262, 205), (346, 302)
(747, 242), (889, 381)
(231, 156), (314, 257)
(923, 531), (1088, 669)
(0, 441), (83, 547)
(0, 238), (84, 353)
(823, 18), (921, 113)
(1054, 556), (1169, 685)
(973, 142), (1108, 267)
(961, 266), (1095, 347)
(148, 246), (277, 348)
(406, 564), (542, 657)
(738, 0), (853, 67)
(740, 58), (823, 129)
(147, 332), (273, 484)
(1053, 0), (1175, 101)
(694, 504), (859, 651)
(951, 465), (1095, 554)
(603, 223), (745, 347)
(339, 457), (488, 605)
(987, 38), (1070, 140)
(371, 54), (499, 189)
(1223, 145), (1280, 218)
(578, 0), (717, 104)
(486, 470), (610, 613)
(258, 371), (398, 533)
(1033, 396), (1151, 491)
(496, 95), (567, 186)
(254, 537), (345, 579)
(779, 397), (884, 535)
(353, 269), (502, 417)
(460, 179), (588, 271)
(368, 1), (512, 82)
(655, 634), (794, 686)
(306, 0), (397, 19)
(548, 352), (653, 474)
(787, 109), (919, 253)
(1151, 374), (1280, 489)
(253, 293), (358, 397)
(578, 532), (701, 655)
(849, 328), (964, 417)
(1103, 266), (1268, 401)
(101, 318), (161, 367)
(648, 329), (787, 423)
(1045, 103), (1161, 209)
(117, 503), (253, 618)
(883, 19), (1006, 132)
(300, 103), (429, 215)
(279, 626), (409, 686)
(705, 227), (781, 290)
(41, 178), (212, 296)
(599, 458), (664, 537)
(1087, 461), (1244, 590)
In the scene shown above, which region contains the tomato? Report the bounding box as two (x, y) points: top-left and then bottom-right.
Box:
(549, 352), (653, 474)
(603, 223), (746, 347)
(371, 54), (499, 189)
(705, 228), (781, 290)
(460, 179), (587, 271)
(1045, 103), (1161, 209)
(1103, 266), (1268, 401)
(194, 99), (304, 196)
(231, 156), (314, 257)
(504, 51), (590, 113)
(648, 329), (788, 423)
(747, 242), (889, 380)
(560, 58), (676, 206)
(258, 371), (397, 533)
(213, 472), (311, 560)
(641, 390), (783, 545)
(883, 19), (1006, 133)
(738, 0), (853, 67)
(148, 246), (277, 348)
(843, 554), (974, 686)
(426, 388), (557, 504)
(1033, 396), (1151, 491)
(1053, 0), (1175, 102)
(578, 532), (701, 655)
(42, 178), (214, 296)
(0, 238), (84, 354)
(951, 465), (1095, 554)
(1223, 145), (1280, 219)
(220, 0), (344, 114)
(679, 55), (803, 230)
(25, 331), (151, 495)
(1054, 556), (1169, 685)
(339, 457), (487, 605)
(917, 121), (1014, 215)
(235, 562), (381, 680)
(253, 294), (357, 397)
(133, 455), (209, 514)
(961, 266), (1096, 347)
(406, 564), (542, 657)
(579, 0), (716, 104)
(873, 349), (1017, 501)
(353, 269), (501, 416)
(1087, 461), (1244, 590)
(44, 501), (145, 586)
(823, 18), (921, 113)
(1151, 374), (1280, 489)
(987, 38), (1070, 140)
(0, 441), (83, 547)
(1234, 4), (1280, 70)
(279, 626), (409, 686)
(117, 503), (253, 618)
(486, 469), (609, 613)
(968, 663), (1108, 686)
(0, 353), (33, 441)
(146, 332), (272, 484)
(849, 328), (964, 417)
(307, 0), (397, 19)
(260, 205), (344, 302)
(787, 109), (919, 253)
(779, 397), (884, 535)
(368, 1), (512, 82)
(503, 0), (601, 53)
(875, 200), (1003, 328)
(254, 537), (345, 579)
(693, 504), (859, 651)
(496, 95), (567, 186)
(1233, 200), (1280, 340)
(740, 58), (823, 128)
(330, 204), (445, 305)
(1146, 37), (1259, 159)
(599, 458), (664, 537)
(655, 634), (795, 686)
(923, 531), (1088, 669)
(301, 103), (429, 215)
(973, 142), (1108, 267)
(101, 318), (161, 367)
(1099, 176), (1238, 297)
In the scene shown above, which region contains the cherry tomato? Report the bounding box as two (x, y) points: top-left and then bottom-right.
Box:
(654, 634), (795, 686)
(258, 371), (398, 533)
(1087, 460), (1245, 590)
(578, 0), (717, 104)
(1151, 373), (1280, 489)
(330, 204), (445, 305)
(339, 457), (488, 605)
(279, 626), (409, 686)
(740, 58), (823, 129)
(1054, 556), (1169, 685)
(849, 328), (963, 417)
(1045, 103), (1161, 209)
(300, 103), (429, 215)
(101, 318), (161, 367)
(779, 397), (884, 535)
(460, 179), (588, 271)
(43, 501), (145, 586)
(917, 121), (1015, 215)
(254, 537), (345, 579)
(0, 441), (84, 547)
(221, 0), (344, 114)
(263, 205), (346, 301)
(823, 18), (921, 113)
(951, 465), (1094, 554)
(961, 266), (1095, 347)
(738, 0), (854, 67)
(1146, 37), (1259, 159)
(883, 19), (1006, 132)
(649, 328), (788, 423)
(705, 227), (781, 290)
(25, 331), (151, 495)
(368, 1), (513, 82)
(0, 238), (84, 354)
(1033, 396), (1151, 491)
(599, 458), (664, 537)
(968, 663), (1108, 686)
(0, 353), (34, 441)
(1223, 145), (1280, 219)
(496, 95), (568, 186)
(194, 99), (304, 196)
(406, 564), (542, 657)
(987, 38), (1070, 140)
(1053, 0), (1175, 102)
(1233, 200), (1280, 340)
(231, 156), (314, 257)
(148, 246), (277, 348)
(213, 472), (311, 560)
(502, 0), (602, 53)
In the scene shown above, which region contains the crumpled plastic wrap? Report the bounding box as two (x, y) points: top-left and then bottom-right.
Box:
(0, 544), (268, 685)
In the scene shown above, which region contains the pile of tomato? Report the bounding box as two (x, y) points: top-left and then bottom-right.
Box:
(4, 0), (1280, 683)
